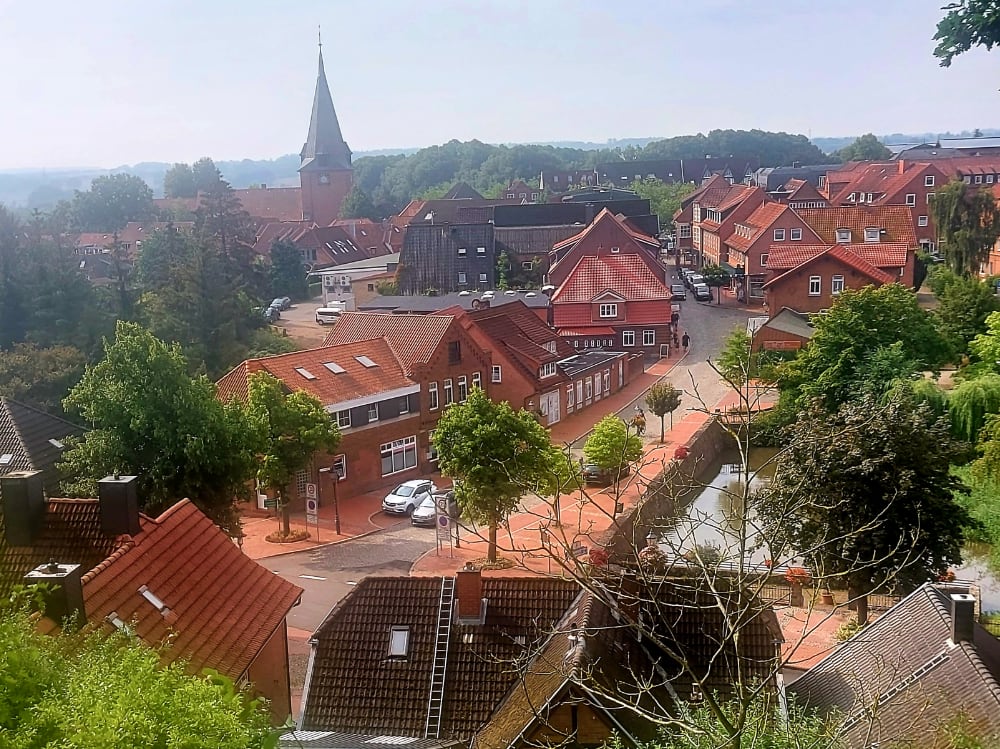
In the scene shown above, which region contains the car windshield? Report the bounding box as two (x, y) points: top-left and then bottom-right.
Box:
(393, 484), (415, 497)
(417, 497), (436, 510)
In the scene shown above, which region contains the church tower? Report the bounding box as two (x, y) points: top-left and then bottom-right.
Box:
(299, 36), (353, 225)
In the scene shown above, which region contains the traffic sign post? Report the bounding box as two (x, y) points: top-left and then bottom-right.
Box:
(436, 514), (452, 557)
(306, 497), (319, 541)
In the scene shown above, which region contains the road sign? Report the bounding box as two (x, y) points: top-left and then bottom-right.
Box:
(305, 483), (317, 499)
(436, 513), (451, 541)
(305, 497), (318, 524)
(263, 498), (278, 510)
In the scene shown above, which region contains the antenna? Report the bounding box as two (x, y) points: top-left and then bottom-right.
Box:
(318, 24), (322, 50)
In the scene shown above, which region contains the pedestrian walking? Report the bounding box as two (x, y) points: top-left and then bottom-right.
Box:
(682, 332), (690, 351)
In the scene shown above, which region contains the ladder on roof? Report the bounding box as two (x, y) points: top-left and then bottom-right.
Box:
(424, 576), (455, 739)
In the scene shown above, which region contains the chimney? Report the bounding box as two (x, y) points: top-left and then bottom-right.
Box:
(98, 475), (141, 537)
(1, 471), (46, 546)
(951, 593), (976, 644)
(898, 160), (906, 174)
(24, 561), (86, 626)
(455, 563), (486, 625)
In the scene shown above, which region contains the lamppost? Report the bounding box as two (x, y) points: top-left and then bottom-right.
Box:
(319, 463), (344, 535)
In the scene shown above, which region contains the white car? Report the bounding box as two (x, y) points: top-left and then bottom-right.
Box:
(382, 479), (437, 515)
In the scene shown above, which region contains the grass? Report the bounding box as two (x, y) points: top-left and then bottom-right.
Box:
(953, 465), (1000, 572)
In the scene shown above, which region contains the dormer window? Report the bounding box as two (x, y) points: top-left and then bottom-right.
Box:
(389, 626), (409, 658)
(610, 246), (620, 254)
(540, 362), (557, 378)
(836, 229), (851, 244)
(864, 228), (880, 243)
(599, 303), (618, 318)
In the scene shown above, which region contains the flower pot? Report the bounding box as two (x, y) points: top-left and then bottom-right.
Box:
(821, 591), (835, 606)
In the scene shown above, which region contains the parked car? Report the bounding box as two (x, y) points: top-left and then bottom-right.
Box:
(685, 273), (705, 290)
(582, 463), (631, 486)
(382, 479), (437, 515)
(670, 284), (687, 301)
(410, 496), (438, 527)
(259, 306), (280, 323)
(315, 307), (342, 325)
(693, 283), (712, 302)
(272, 296), (292, 311)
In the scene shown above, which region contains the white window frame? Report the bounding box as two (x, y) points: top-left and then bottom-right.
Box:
(457, 271), (467, 284)
(790, 228), (802, 241)
(444, 379), (453, 405)
(760, 254), (768, 267)
(472, 371), (481, 390)
(380, 436), (417, 477)
(927, 192), (936, 203)
(599, 303), (618, 318)
(976, 175), (983, 184)
(368, 402), (379, 422)
(643, 330), (655, 346)
(989, 175), (996, 184)
(603, 369), (610, 394)
(398, 396), (410, 415)
(808, 276), (821, 296)
(925, 175), (935, 187)
(476, 246), (486, 255)
(428, 382), (439, 410)
(332, 454), (347, 480)
(773, 228), (785, 241)
(337, 409), (351, 428)
(918, 215), (929, 227)
(491, 365), (502, 383)
(478, 272), (487, 283)
(905, 193), (916, 206)
(864, 228), (880, 243)
(521, 260), (533, 270)
(622, 330), (635, 347)
(389, 626), (409, 657)
(427, 430), (438, 462)
(457, 247), (467, 256)
(836, 229), (851, 243)
(458, 375), (468, 402)
(832, 275), (845, 295)
(540, 362), (557, 378)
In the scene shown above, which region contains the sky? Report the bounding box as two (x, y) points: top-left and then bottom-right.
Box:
(0, 0), (996, 169)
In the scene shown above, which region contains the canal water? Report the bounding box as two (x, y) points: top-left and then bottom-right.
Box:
(664, 447), (1000, 611)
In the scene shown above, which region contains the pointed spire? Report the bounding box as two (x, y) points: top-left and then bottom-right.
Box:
(300, 35), (351, 171)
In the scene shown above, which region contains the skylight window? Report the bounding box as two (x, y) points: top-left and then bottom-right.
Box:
(389, 626), (409, 657)
(295, 367), (318, 380)
(138, 585), (167, 612)
(48, 439), (64, 449)
(0, 454), (13, 466)
(323, 362), (346, 374)
(355, 356), (378, 368)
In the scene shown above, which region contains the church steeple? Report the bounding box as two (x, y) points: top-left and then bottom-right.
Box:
(300, 33), (351, 171)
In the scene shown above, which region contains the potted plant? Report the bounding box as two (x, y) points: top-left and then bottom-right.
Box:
(785, 567), (811, 608)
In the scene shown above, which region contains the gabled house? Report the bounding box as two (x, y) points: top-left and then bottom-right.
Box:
(692, 184), (765, 269)
(218, 338), (437, 499)
(547, 208), (662, 287)
(750, 307), (815, 352)
(762, 243), (904, 314)
(1, 472), (302, 722)
(502, 180), (541, 203)
(322, 311), (492, 471)
(0, 398), (83, 495)
(299, 568), (779, 748)
(776, 178), (829, 209)
(723, 201), (822, 304)
(789, 583), (1000, 748)
(253, 221), (390, 269)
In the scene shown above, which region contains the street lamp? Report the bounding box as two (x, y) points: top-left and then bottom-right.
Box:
(319, 462), (344, 535)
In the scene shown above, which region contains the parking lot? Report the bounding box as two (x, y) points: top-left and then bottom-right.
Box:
(271, 298), (329, 346)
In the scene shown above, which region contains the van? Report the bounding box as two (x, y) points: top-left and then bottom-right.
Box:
(315, 307), (342, 325)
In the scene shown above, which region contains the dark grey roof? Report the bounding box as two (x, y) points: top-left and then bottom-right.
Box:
(753, 165), (841, 191)
(0, 398), (83, 495)
(441, 183), (484, 201)
(279, 732), (460, 749)
(404, 200), (494, 226)
(494, 225), (582, 256)
(358, 290), (549, 314)
(493, 200), (652, 227)
(300, 49), (351, 170)
(789, 583), (1000, 748)
(758, 308), (815, 341)
(557, 350), (626, 378)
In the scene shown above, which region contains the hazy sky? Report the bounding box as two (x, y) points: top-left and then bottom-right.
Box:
(0, 0), (996, 169)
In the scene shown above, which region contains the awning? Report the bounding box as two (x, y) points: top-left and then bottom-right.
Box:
(719, 262), (745, 277)
(557, 327), (616, 337)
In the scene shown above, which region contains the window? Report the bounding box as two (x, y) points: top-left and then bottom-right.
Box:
(478, 273), (487, 283)
(457, 247), (467, 256)
(925, 175), (935, 187)
(832, 275), (845, 294)
(368, 402), (379, 422)
(337, 409), (351, 428)
(444, 379), (453, 405)
(458, 375), (468, 402)
(381, 436), (417, 476)
(760, 254), (768, 267)
(457, 271), (467, 284)
(927, 192), (936, 203)
(521, 261), (533, 270)
(622, 330), (635, 346)
(476, 246), (486, 255)
(864, 227), (880, 243)
(428, 382), (439, 410)
(332, 454), (347, 480)
(491, 365), (502, 383)
(989, 175), (996, 184)
(427, 430), (438, 461)
(773, 228), (785, 241)
(643, 330), (655, 346)
(540, 362), (557, 378)
(611, 246), (620, 254)
(599, 303), (618, 318)
(472, 371), (481, 390)
(790, 228), (802, 241)
(918, 215), (929, 227)
(905, 193), (916, 206)
(389, 626), (409, 657)
(976, 175), (983, 184)
(808, 276), (821, 296)
(398, 396), (410, 415)
(836, 229), (851, 243)
(678, 224), (691, 238)
(367, 283), (375, 292)
(566, 384), (575, 411)
(848, 193), (855, 202)
(603, 369), (610, 394)
(585, 378), (593, 400)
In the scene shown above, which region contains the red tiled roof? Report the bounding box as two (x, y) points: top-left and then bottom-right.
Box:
(552, 254), (670, 303)
(552, 207), (658, 252)
(763, 244), (895, 289)
(725, 202), (797, 252)
(716, 184), (757, 212)
(82, 499), (302, 680)
(233, 186), (303, 221)
(322, 312), (455, 374)
(784, 179), (825, 203)
(764, 245), (829, 270)
(935, 156), (1000, 178)
(253, 221), (313, 253)
(795, 206), (917, 246)
(216, 340), (413, 407)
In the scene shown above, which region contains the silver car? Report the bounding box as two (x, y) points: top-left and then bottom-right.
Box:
(382, 479), (436, 515)
(410, 496), (438, 527)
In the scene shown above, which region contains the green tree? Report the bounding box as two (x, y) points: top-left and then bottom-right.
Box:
(71, 173), (154, 232)
(762, 392), (972, 624)
(60, 322), (256, 534)
(0, 344), (88, 415)
(192, 157), (224, 192)
(949, 374), (1000, 442)
(970, 310), (1000, 367)
(715, 328), (785, 388)
(932, 179), (1000, 278)
(834, 133), (892, 162)
(0, 205), (29, 349)
(699, 263), (729, 304)
(934, 274), (1000, 356)
(433, 387), (561, 562)
(0, 600), (273, 747)
(629, 178), (697, 225)
(781, 284), (953, 412)
(339, 185), (379, 220)
(270, 240), (309, 300)
(642, 129), (828, 167)
(645, 382), (682, 442)
(163, 162), (198, 198)
(246, 372), (341, 536)
(583, 414), (643, 481)
(934, 0), (1000, 66)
